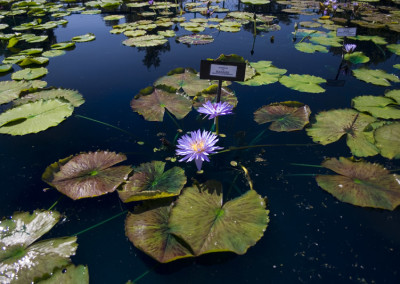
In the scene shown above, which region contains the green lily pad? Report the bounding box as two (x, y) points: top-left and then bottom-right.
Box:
(240, 61), (287, 86)
(316, 157), (400, 210)
(103, 14), (124, 21)
(374, 122), (400, 159)
(155, 68), (213, 97)
(12, 67), (48, 80)
(193, 86), (238, 109)
(42, 151), (132, 200)
(125, 199), (193, 263)
(118, 161), (186, 203)
(295, 42), (328, 53)
(81, 9), (101, 14)
(51, 41), (75, 50)
(0, 80), (33, 105)
(42, 50), (66, 57)
(385, 89), (400, 104)
(122, 35), (167, 47)
(25, 35), (48, 43)
(18, 48), (43, 55)
(352, 68), (400, 86)
(169, 181), (269, 256)
(279, 74), (326, 93)
(0, 99), (74, 135)
(176, 34), (214, 45)
(352, 95), (400, 119)
(124, 30), (147, 37)
(344, 51), (370, 64)
(0, 210), (78, 284)
(348, 35), (387, 45)
(131, 88), (192, 121)
(0, 64), (12, 73)
(387, 43), (400, 56)
(299, 21), (321, 28)
(157, 30), (175, 37)
(37, 264), (89, 284)
(309, 36), (342, 47)
(71, 33), (95, 42)
(254, 101), (311, 132)
(14, 88), (85, 107)
(18, 56), (49, 66)
(241, 0), (270, 4)
(306, 109), (379, 157)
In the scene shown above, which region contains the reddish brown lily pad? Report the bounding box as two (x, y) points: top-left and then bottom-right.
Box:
(316, 157), (400, 210)
(254, 101), (311, 132)
(42, 151), (132, 200)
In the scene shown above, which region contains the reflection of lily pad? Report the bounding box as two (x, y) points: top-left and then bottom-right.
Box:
(169, 181), (269, 256)
(254, 101), (311, 132)
(295, 42), (328, 53)
(352, 68), (400, 86)
(118, 161), (186, 202)
(307, 109), (378, 157)
(14, 88), (85, 107)
(125, 199), (193, 263)
(279, 74), (326, 93)
(0, 99), (74, 135)
(316, 157), (400, 210)
(374, 122), (400, 159)
(131, 88), (192, 121)
(344, 51), (370, 64)
(0, 210), (78, 283)
(0, 80), (33, 105)
(352, 95), (400, 119)
(12, 67), (48, 80)
(42, 151), (132, 200)
(176, 34), (214, 45)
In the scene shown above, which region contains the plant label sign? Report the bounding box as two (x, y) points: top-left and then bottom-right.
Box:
(336, 27), (357, 37)
(200, 60), (246, 81)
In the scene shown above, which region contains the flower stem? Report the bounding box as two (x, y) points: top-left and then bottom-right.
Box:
(72, 210), (127, 236)
(290, 163), (324, 168)
(214, 143), (316, 155)
(75, 115), (136, 138)
(48, 196), (63, 211)
(165, 109), (181, 130)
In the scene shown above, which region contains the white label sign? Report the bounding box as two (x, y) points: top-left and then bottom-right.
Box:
(210, 64), (237, 78)
(336, 27), (357, 37)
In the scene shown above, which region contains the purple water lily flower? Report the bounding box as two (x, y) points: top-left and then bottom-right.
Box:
(148, 0), (154, 5)
(176, 130), (223, 171)
(344, 44), (356, 53)
(197, 101), (234, 120)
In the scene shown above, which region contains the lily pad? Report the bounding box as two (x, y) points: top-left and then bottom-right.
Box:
(0, 80), (33, 105)
(385, 89), (400, 104)
(71, 33), (96, 42)
(169, 181), (269, 256)
(155, 68), (213, 97)
(18, 56), (49, 66)
(42, 50), (66, 57)
(254, 101), (311, 132)
(374, 122), (400, 159)
(279, 74), (326, 93)
(118, 161), (186, 202)
(306, 109), (379, 157)
(344, 51), (370, 64)
(241, 0), (270, 4)
(176, 34), (214, 45)
(352, 68), (400, 86)
(125, 199), (193, 263)
(240, 61), (287, 86)
(0, 99), (74, 136)
(316, 157), (400, 210)
(37, 264), (89, 284)
(0, 210), (78, 284)
(0, 64), (12, 73)
(122, 35), (167, 47)
(309, 36), (342, 47)
(14, 88), (85, 107)
(131, 88), (192, 121)
(42, 151), (132, 200)
(193, 86), (238, 109)
(25, 35), (48, 43)
(157, 30), (175, 37)
(387, 44), (400, 55)
(295, 42), (328, 53)
(51, 41), (75, 50)
(103, 14), (124, 21)
(12, 67), (48, 80)
(352, 95), (400, 119)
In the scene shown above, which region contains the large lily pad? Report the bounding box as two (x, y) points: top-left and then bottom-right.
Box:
(0, 210), (78, 284)
(0, 80), (33, 105)
(295, 42), (328, 53)
(240, 61), (287, 86)
(307, 109), (379, 157)
(131, 88), (192, 121)
(386, 43), (400, 55)
(309, 36), (342, 47)
(176, 34), (214, 45)
(374, 122), (400, 159)
(12, 67), (48, 80)
(279, 74), (326, 93)
(352, 95), (400, 119)
(122, 35), (167, 47)
(316, 157), (400, 210)
(385, 89), (400, 104)
(125, 199), (193, 263)
(169, 181), (269, 256)
(37, 264), (89, 284)
(0, 99), (74, 136)
(118, 161), (186, 202)
(14, 88), (85, 107)
(352, 68), (400, 86)
(155, 68), (213, 97)
(254, 101), (311, 131)
(42, 151), (132, 200)
(344, 52), (370, 64)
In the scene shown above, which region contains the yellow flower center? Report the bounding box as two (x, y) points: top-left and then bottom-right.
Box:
(191, 141), (205, 152)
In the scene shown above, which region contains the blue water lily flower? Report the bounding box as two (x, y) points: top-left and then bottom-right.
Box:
(197, 101), (234, 120)
(176, 130), (223, 171)
(344, 44), (356, 53)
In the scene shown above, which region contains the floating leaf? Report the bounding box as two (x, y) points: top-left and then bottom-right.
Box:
(176, 34), (214, 45)
(279, 74), (326, 93)
(344, 51), (370, 64)
(169, 181), (269, 256)
(352, 95), (400, 119)
(316, 157), (400, 210)
(295, 42), (328, 53)
(51, 41), (75, 50)
(193, 86), (238, 109)
(71, 33), (95, 42)
(25, 35), (48, 43)
(387, 44), (400, 56)
(306, 109), (379, 157)
(131, 88), (192, 121)
(124, 30), (147, 37)
(103, 14), (124, 21)
(241, 0), (270, 4)
(42, 151), (132, 200)
(0, 99), (74, 136)
(18, 56), (49, 66)
(37, 264), (89, 284)
(0, 64), (12, 73)
(254, 101), (311, 131)
(125, 199), (193, 263)
(240, 61), (287, 86)
(0, 80), (33, 105)
(385, 89), (400, 104)
(42, 50), (66, 57)
(348, 35), (387, 45)
(157, 30), (175, 37)
(352, 68), (400, 86)
(309, 36), (342, 47)
(14, 88), (85, 107)
(12, 67), (48, 80)
(118, 161), (186, 202)
(374, 122), (400, 159)
(122, 35), (167, 47)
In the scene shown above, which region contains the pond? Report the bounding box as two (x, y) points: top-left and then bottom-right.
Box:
(1, 0), (400, 283)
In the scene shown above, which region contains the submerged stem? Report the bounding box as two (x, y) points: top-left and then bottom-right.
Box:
(48, 196), (63, 211)
(290, 163), (324, 168)
(72, 210), (127, 236)
(165, 109), (181, 130)
(213, 143), (316, 155)
(75, 115), (136, 138)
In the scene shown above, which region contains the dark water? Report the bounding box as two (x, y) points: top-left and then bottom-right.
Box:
(1, 1), (400, 283)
